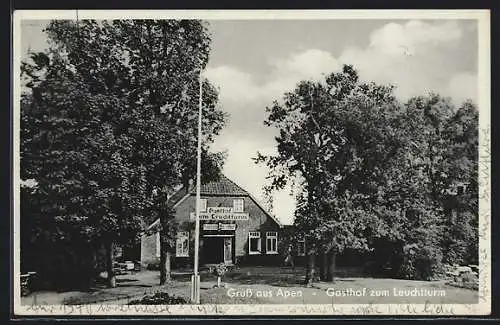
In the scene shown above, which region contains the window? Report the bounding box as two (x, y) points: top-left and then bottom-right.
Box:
(248, 232), (261, 255)
(155, 232), (160, 257)
(199, 198), (207, 212)
(176, 231), (189, 257)
(233, 198), (244, 212)
(297, 234), (306, 257)
(266, 232), (278, 254)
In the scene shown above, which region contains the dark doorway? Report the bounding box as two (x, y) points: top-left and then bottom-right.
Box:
(202, 236), (234, 265)
(203, 237), (224, 264)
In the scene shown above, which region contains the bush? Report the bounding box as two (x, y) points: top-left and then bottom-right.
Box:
(397, 243), (443, 281)
(443, 241), (469, 266)
(442, 211), (478, 266)
(214, 263), (228, 277)
(128, 292), (188, 305)
(459, 271), (477, 284)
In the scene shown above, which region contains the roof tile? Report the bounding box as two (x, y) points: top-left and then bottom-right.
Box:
(189, 174), (248, 196)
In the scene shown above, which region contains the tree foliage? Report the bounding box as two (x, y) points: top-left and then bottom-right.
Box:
(20, 19), (227, 288)
(257, 65), (478, 282)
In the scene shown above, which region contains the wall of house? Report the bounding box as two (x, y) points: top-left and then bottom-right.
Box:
(140, 193), (283, 269)
(175, 194), (283, 267)
(140, 232), (159, 267)
(140, 193), (284, 268)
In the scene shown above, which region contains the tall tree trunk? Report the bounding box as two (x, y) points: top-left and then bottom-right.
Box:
(160, 245), (171, 285)
(86, 248), (98, 289)
(165, 250), (171, 279)
(106, 241), (116, 288)
(159, 190), (173, 285)
(326, 249), (336, 282)
(305, 251), (316, 286)
(319, 250), (328, 281)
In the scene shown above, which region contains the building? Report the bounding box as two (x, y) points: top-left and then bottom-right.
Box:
(141, 175), (284, 269)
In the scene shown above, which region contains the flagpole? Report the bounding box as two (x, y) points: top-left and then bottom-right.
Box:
(191, 70), (203, 304)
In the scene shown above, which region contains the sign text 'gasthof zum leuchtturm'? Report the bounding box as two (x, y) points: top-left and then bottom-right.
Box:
(190, 207), (249, 221)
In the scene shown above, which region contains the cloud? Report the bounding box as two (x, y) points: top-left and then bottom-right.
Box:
(205, 49), (341, 105)
(204, 66), (260, 103)
(368, 20), (463, 57)
(213, 139), (273, 195)
(338, 20), (476, 104)
(207, 20), (476, 109)
(268, 49), (341, 80)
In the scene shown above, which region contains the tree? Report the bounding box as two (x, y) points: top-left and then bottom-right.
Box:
(102, 20), (226, 284)
(256, 65), (404, 284)
(257, 65), (479, 283)
(400, 96), (478, 268)
(355, 94), (478, 279)
(444, 101), (479, 265)
(21, 49), (148, 288)
(21, 19), (227, 288)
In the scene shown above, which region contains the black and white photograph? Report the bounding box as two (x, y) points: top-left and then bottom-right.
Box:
(12, 10), (491, 316)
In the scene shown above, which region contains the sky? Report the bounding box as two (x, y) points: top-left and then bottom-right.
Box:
(20, 18), (479, 225)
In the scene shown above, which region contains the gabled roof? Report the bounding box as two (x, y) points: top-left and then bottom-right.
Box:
(188, 174), (248, 196)
(146, 174), (283, 230)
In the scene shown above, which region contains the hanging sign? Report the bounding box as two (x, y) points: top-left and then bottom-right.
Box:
(203, 223), (219, 231)
(208, 207), (232, 214)
(219, 223), (237, 231)
(202, 223), (237, 231)
(191, 212), (249, 221)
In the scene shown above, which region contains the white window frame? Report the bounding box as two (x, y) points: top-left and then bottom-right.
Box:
(233, 198), (244, 212)
(155, 232), (161, 257)
(176, 231), (190, 257)
(200, 198), (207, 212)
(266, 231), (278, 254)
(248, 231), (261, 255)
(297, 234), (306, 257)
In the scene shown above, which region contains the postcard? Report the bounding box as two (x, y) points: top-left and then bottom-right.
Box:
(12, 9), (491, 316)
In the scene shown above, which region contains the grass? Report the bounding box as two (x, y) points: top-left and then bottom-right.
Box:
(21, 266), (479, 305)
